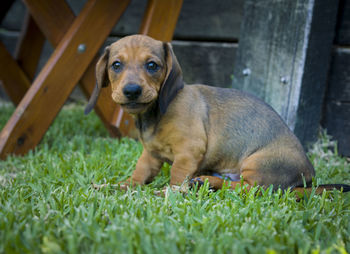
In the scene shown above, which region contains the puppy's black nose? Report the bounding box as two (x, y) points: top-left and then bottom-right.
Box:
(123, 84), (142, 100)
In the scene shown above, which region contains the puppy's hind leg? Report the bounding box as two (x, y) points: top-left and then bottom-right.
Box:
(190, 174), (251, 191)
(190, 175), (225, 190)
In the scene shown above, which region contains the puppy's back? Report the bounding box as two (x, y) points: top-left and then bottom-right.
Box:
(185, 85), (311, 174)
(192, 84), (294, 148)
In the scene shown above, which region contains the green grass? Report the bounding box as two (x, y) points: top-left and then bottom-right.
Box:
(0, 104), (350, 254)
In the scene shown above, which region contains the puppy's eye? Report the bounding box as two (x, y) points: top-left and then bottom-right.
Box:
(145, 61), (159, 72)
(112, 61), (123, 72)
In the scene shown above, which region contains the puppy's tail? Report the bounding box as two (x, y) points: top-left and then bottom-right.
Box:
(293, 183), (350, 197)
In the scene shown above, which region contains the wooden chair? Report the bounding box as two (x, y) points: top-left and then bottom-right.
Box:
(0, 0), (183, 159)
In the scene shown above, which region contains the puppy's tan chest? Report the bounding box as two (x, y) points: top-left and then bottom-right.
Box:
(141, 131), (174, 164)
(144, 140), (174, 164)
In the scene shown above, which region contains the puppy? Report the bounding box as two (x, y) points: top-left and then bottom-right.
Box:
(86, 34), (349, 193)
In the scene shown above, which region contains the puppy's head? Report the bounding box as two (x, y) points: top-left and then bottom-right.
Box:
(85, 34), (183, 115)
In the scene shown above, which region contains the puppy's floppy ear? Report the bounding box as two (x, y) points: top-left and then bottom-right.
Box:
(84, 46), (110, 114)
(159, 42), (184, 115)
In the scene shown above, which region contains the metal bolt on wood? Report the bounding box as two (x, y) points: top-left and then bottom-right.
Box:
(77, 44), (86, 53)
(280, 76), (288, 85)
(242, 68), (251, 76)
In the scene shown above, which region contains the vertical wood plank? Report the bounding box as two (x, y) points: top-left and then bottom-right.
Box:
(232, 0), (339, 145)
(0, 0), (130, 159)
(140, 0), (183, 41)
(293, 0), (339, 144)
(322, 47), (350, 156)
(335, 0), (350, 45)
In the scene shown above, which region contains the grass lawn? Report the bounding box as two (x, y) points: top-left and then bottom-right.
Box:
(0, 103), (350, 254)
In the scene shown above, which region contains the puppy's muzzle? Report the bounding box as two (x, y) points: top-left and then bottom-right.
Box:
(123, 84), (142, 101)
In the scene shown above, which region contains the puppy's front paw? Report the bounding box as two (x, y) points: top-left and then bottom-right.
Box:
(189, 177), (205, 189)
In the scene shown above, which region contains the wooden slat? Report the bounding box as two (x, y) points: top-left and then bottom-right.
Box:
(140, 0), (183, 41)
(110, 0), (184, 137)
(15, 12), (45, 81)
(110, 107), (136, 137)
(232, 0), (339, 146)
(108, 0), (242, 41)
(322, 47), (350, 156)
(174, 0), (242, 41)
(23, 0), (75, 46)
(0, 0), (130, 159)
(24, 0), (129, 137)
(0, 41), (31, 105)
(172, 41), (238, 87)
(335, 0), (350, 45)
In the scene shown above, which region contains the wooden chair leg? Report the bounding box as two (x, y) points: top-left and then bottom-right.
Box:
(0, 0), (130, 159)
(24, 0), (129, 137)
(0, 41), (31, 105)
(111, 0), (184, 136)
(23, 0), (75, 46)
(15, 12), (45, 81)
(110, 107), (137, 137)
(140, 0), (183, 41)
(0, 12), (46, 106)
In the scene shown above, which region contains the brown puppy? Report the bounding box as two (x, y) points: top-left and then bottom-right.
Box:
(86, 34), (346, 193)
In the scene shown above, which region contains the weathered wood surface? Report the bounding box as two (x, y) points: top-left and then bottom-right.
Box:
(2, 0), (349, 45)
(173, 0), (243, 41)
(322, 47), (350, 156)
(0, 0), (130, 159)
(109, 0), (243, 40)
(2, 0), (244, 41)
(172, 41), (237, 87)
(325, 49), (350, 101)
(335, 0), (350, 45)
(233, 0), (339, 146)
